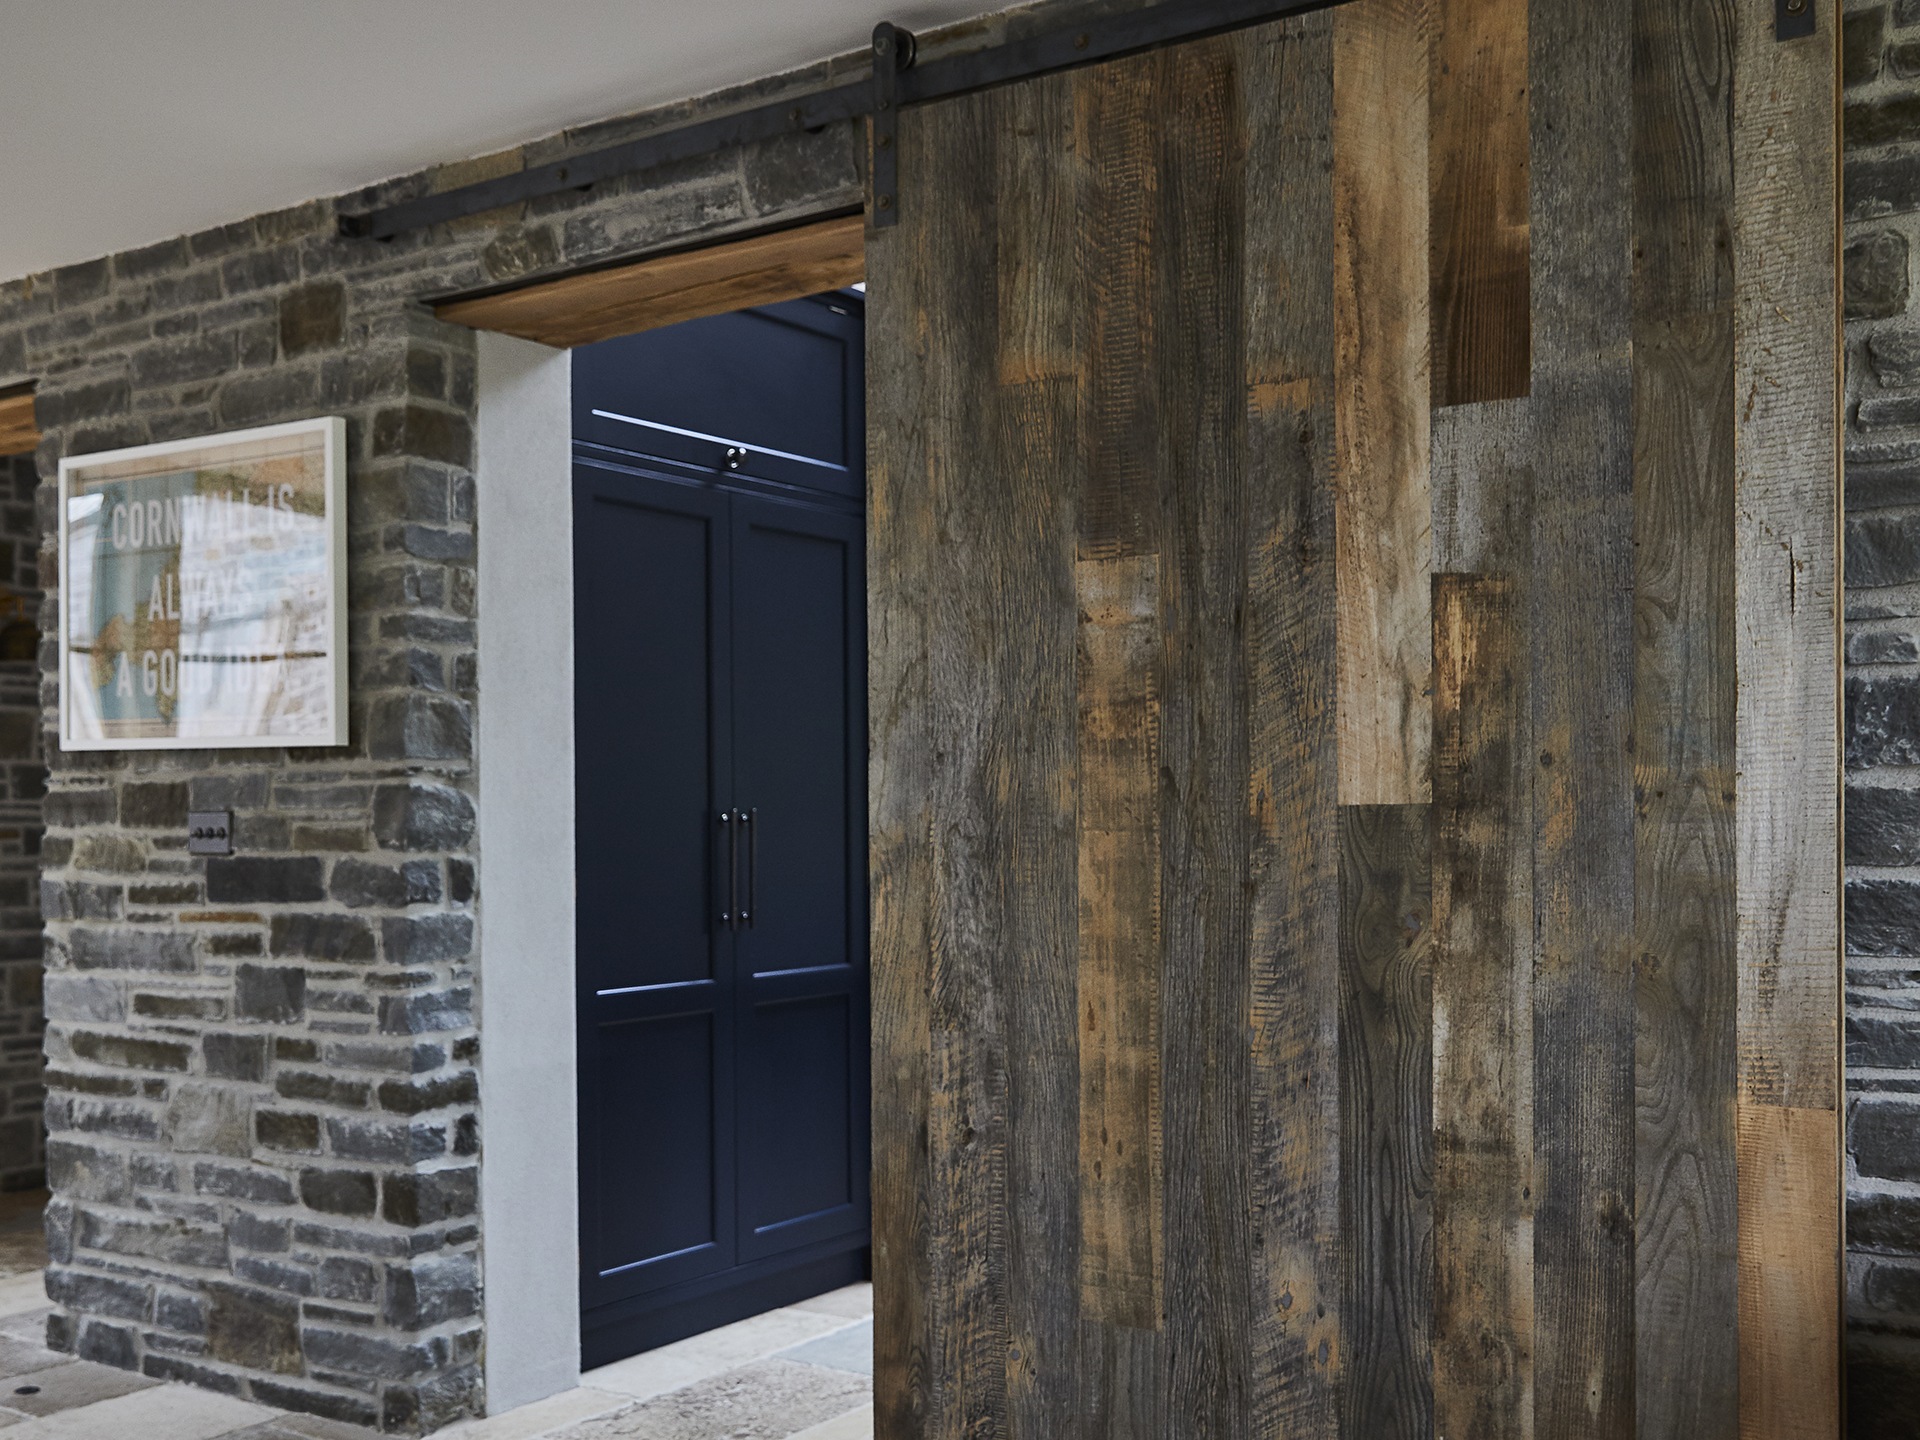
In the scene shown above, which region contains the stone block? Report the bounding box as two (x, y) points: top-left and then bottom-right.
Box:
(153, 1290), (207, 1336)
(1850, 1335), (1920, 1440)
(45, 1139), (129, 1204)
(380, 916), (471, 966)
(269, 913), (374, 963)
(1852, 1011), (1920, 1069)
(254, 1110), (321, 1154)
(298, 1167), (379, 1218)
(279, 282), (345, 357)
(367, 695), (471, 761)
(247, 1376), (381, 1429)
(275, 1070), (370, 1108)
(235, 963), (305, 1023)
(330, 860), (431, 909)
(326, 1117), (445, 1164)
(163, 1083), (251, 1158)
(1849, 151), (1920, 219)
(301, 1325), (441, 1380)
(205, 1282), (302, 1374)
(1849, 786), (1920, 865)
(1851, 5), (1890, 86)
(192, 1160), (295, 1206)
(370, 404), (472, 468)
(228, 1212), (290, 1253)
(202, 1032), (268, 1082)
(1856, 1099), (1920, 1182)
(76, 1319), (136, 1370)
(1849, 629), (1920, 664)
(68, 928), (194, 973)
(117, 782), (188, 829)
(376, 1072), (477, 1115)
(76, 1209), (228, 1269)
(43, 974), (125, 1024)
(384, 1253), (478, 1329)
(318, 1255), (379, 1304)
(205, 858), (324, 904)
(45, 1267), (151, 1322)
(68, 1031), (190, 1071)
(381, 1167), (477, 1227)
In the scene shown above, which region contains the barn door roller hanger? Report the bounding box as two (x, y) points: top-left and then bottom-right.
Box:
(338, 0), (1338, 241)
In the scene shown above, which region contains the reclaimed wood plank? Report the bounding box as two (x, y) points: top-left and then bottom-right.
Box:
(865, 91), (937, 1440)
(1429, 0), (1531, 405)
(1527, 0), (1636, 1432)
(1431, 398), (1531, 576)
(1333, 0), (1433, 805)
(1152, 36), (1254, 1437)
(1242, 13), (1344, 1440)
(1630, 0), (1739, 1431)
(0, 389), (35, 458)
(1431, 574), (1533, 1440)
(1731, 5), (1840, 1435)
(1337, 803), (1433, 1440)
(993, 69), (1087, 1440)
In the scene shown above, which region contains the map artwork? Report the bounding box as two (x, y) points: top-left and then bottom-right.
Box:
(59, 418), (346, 750)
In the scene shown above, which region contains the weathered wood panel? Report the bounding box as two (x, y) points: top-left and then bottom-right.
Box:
(1333, 0), (1432, 805)
(1339, 804), (1433, 1440)
(0, 389), (35, 457)
(1429, 0), (1531, 405)
(1527, 0), (1636, 1432)
(1630, 0), (1740, 1432)
(1243, 14), (1344, 1439)
(1432, 574), (1533, 1440)
(1731, 1), (1841, 1432)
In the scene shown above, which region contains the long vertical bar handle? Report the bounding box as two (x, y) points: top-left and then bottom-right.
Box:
(743, 808), (757, 928)
(719, 810), (737, 929)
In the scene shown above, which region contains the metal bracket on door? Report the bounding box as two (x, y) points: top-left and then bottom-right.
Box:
(1775, 0), (1814, 39)
(718, 808), (758, 928)
(867, 22), (916, 229)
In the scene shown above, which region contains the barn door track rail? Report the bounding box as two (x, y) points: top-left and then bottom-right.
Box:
(338, 0), (1338, 240)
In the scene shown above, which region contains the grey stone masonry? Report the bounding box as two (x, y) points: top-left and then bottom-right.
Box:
(0, 33), (876, 1438)
(1848, 3), (1920, 1434)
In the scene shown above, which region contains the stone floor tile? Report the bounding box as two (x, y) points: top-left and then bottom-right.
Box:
(0, 1339), (68, 1384)
(0, 1359), (158, 1417)
(0, 1313), (49, 1347)
(784, 1404), (872, 1440)
(786, 1285), (872, 1321)
(583, 1308), (850, 1403)
(434, 1386), (631, 1440)
(0, 1279), (47, 1323)
(775, 1321), (871, 1378)
(554, 1359), (870, 1440)
(0, 1384), (273, 1440)
(219, 1415), (384, 1440)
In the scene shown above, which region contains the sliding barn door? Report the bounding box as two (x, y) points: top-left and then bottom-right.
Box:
(866, 0), (1839, 1434)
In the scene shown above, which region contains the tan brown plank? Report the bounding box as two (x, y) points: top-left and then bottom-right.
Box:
(1731, 6), (1841, 1436)
(1075, 554), (1163, 1328)
(1630, 0), (1740, 1428)
(1337, 803), (1433, 1440)
(1244, 12), (1342, 1437)
(1527, 0), (1636, 1431)
(1332, 0), (1433, 805)
(1429, 0), (1530, 405)
(1431, 574), (1533, 1440)
(0, 390), (35, 457)
(1736, 1103), (1841, 1439)
(435, 214), (864, 346)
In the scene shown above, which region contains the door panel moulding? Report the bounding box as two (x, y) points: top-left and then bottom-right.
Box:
(436, 214), (865, 347)
(0, 387), (36, 457)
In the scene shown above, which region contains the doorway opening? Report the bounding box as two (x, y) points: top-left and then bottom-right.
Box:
(568, 290), (872, 1392)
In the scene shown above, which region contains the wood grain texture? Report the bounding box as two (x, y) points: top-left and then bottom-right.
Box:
(1075, 552), (1163, 1328)
(1431, 399), (1531, 575)
(1528, 0), (1636, 1432)
(1630, 0), (1740, 1431)
(1735, 1103), (1841, 1439)
(1429, 0), (1531, 405)
(1338, 804), (1434, 1440)
(1243, 13), (1344, 1439)
(435, 214), (864, 346)
(1333, 0), (1433, 805)
(1731, 0), (1840, 1119)
(994, 70), (1087, 1440)
(1432, 575), (1533, 1440)
(1731, 5), (1841, 1436)
(0, 390), (34, 457)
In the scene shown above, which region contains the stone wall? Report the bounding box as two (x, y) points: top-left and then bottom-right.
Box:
(0, 451), (43, 1194)
(1845, 4), (1920, 1434)
(0, 53), (865, 1438)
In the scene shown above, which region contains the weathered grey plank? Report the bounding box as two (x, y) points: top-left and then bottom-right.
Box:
(1431, 574), (1533, 1440)
(1338, 803), (1434, 1440)
(1527, 0), (1636, 1431)
(1629, 0), (1739, 1430)
(1333, 0), (1433, 806)
(1242, 12), (1344, 1440)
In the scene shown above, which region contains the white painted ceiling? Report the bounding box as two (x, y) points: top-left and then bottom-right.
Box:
(0, 0), (1001, 283)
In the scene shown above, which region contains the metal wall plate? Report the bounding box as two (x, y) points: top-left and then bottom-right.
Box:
(187, 811), (233, 856)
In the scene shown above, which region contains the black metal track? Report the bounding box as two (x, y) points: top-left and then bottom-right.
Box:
(338, 0), (1334, 240)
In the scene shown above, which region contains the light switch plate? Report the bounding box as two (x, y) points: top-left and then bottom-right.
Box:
(187, 811), (233, 857)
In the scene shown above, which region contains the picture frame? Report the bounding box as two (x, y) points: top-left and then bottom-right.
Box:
(58, 416), (348, 751)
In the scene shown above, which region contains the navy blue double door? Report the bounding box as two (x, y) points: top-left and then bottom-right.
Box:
(572, 296), (869, 1367)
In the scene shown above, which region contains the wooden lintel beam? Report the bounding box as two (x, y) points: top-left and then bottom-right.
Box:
(435, 214), (867, 348)
(0, 389), (36, 457)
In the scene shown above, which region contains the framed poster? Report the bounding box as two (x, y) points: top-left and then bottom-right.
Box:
(59, 417), (347, 750)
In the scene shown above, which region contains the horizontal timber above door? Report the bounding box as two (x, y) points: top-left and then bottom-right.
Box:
(864, 0), (1839, 1437)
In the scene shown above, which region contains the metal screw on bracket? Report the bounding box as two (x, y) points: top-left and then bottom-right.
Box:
(725, 447), (745, 472)
(1775, 0), (1814, 39)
